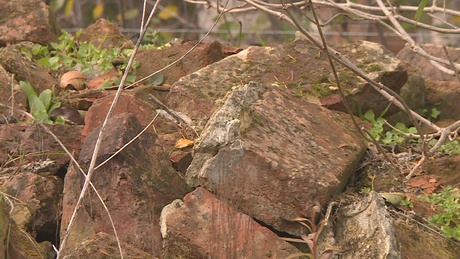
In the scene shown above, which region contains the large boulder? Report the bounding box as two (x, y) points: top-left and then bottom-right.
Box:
(60, 113), (191, 256)
(185, 81), (365, 235)
(0, 0), (61, 47)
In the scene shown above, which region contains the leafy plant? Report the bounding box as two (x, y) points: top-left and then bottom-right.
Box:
(19, 81), (60, 123)
(421, 186), (460, 241)
(362, 108), (460, 155)
(22, 30), (138, 74)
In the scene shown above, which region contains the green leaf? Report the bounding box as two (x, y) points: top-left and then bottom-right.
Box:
(75, 29), (83, 38)
(379, 103), (392, 118)
(48, 101), (61, 114)
(430, 108), (440, 119)
(364, 110), (375, 123)
(50, 42), (59, 50)
(395, 122), (407, 131)
(39, 89), (52, 111)
(29, 95), (48, 122)
(414, 0), (428, 24)
(20, 81), (38, 101)
(20, 47), (32, 58)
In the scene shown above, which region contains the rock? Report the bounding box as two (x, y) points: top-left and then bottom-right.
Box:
(167, 40), (408, 134)
(0, 123), (83, 168)
(425, 81), (460, 121)
(186, 82), (365, 235)
(1, 169), (62, 242)
(82, 93), (157, 141)
(0, 64), (28, 119)
(78, 18), (133, 50)
(160, 187), (301, 258)
(135, 40), (226, 85)
(0, 0), (61, 46)
(319, 192), (401, 259)
(60, 113), (191, 256)
(0, 43), (58, 94)
(57, 88), (108, 111)
(397, 44), (459, 82)
(387, 71), (426, 124)
(62, 232), (156, 259)
(323, 40), (408, 116)
(0, 195), (52, 259)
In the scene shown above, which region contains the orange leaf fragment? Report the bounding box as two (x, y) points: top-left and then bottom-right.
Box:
(174, 138), (194, 149)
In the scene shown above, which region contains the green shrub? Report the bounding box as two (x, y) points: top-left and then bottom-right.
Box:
(20, 81), (60, 123)
(421, 186), (460, 241)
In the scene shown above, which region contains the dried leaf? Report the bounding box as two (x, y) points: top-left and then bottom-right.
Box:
(380, 192), (406, 206)
(60, 71), (88, 90)
(174, 138), (194, 149)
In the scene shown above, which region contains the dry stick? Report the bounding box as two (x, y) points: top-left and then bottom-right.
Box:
(60, 0), (233, 255)
(248, 0), (437, 177)
(123, 0), (229, 90)
(147, 94), (198, 137)
(302, 0), (401, 172)
(94, 111), (160, 170)
(442, 45), (460, 83)
(0, 103), (123, 256)
(9, 74), (14, 117)
(57, 1), (163, 258)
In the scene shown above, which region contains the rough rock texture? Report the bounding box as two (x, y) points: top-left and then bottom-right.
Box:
(60, 113), (191, 256)
(135, 40), (227, 85)
(0, 123), (82, 168)
(1, 168), (62, 241)
(186, 82), (365, 235)
(425, 81), (460, 121)
(62, 232), (156, 259)
(0, 63), (27, 119)
(397, 44), (460, 82)
(322, 192), (401, 259)
(0, 42), (58, 94)
(78, 18), (133, 50)
(0, 196), (52, 259)
(323, 40), (408, 116)
(167, 39), (408, 135)
(160, 187), (301, 258)
(0, 0), (61, 47)
(82, 93), (157, 141)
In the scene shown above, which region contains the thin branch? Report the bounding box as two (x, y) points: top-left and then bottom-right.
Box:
(57, 1), (163, 257)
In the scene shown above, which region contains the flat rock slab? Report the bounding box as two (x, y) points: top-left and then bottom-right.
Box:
(187, 82), (365, 235)
(160, 187), (301, 258)
(167, 39), (407, 133)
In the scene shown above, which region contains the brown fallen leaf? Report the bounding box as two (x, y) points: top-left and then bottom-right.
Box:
(60, 71), (88, 90)
(174, 138), (194, 149)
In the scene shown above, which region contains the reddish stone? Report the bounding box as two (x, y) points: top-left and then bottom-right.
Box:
(60, 113), (191, 256)
(0, 0), (61, 46)
(82, 93), (157, 142)
(160, 187), (301, 258)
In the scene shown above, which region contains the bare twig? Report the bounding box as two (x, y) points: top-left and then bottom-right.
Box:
(57, 1), (163, 257)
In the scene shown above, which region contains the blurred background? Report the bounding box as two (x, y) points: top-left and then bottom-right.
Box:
(46, 0), (460, 53)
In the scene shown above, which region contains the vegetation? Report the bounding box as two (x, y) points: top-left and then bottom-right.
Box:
(19, 81), (61, 123)
(20, 30), (138, 74)
(362, 108), (460, 155)
(421, 186), (460, 241)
